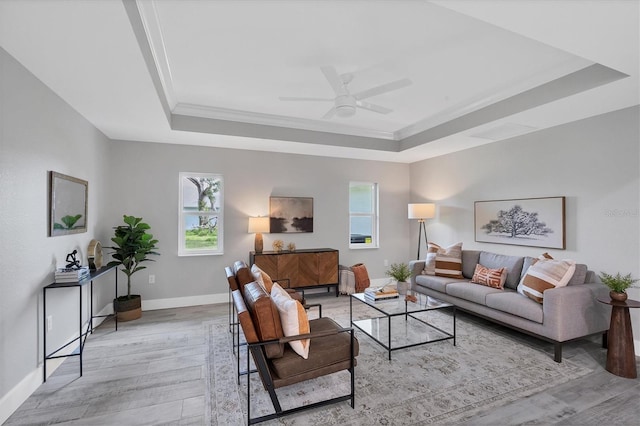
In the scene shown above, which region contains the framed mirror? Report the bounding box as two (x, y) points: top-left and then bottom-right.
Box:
(49, 171), (88, 236)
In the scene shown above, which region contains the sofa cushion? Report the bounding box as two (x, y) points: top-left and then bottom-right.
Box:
(479, 251), (525, 290)
(243, 281), (285, 359)
(446, 281), (503, 305)
(271, 283), (310, 359)
(517, 258), (576, 303)
(485, 292), (543, 323)
(567, 264), (587, 286)
(462, 250), (481, 279)
(415, 275), (465, 293)
(471, 264), (507, 289)
(424, 242), (463, 278)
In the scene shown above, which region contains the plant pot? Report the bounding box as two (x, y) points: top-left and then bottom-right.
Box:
(397, 280), (409, 295)
(609, 291), (628, 302)
(114, 294), (142, 321)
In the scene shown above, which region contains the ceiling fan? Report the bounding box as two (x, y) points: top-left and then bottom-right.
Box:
(279, 66), (412, 119)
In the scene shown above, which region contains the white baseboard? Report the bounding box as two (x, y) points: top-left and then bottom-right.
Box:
(142, 293), (227, 311)
(0, 367), (42, 425)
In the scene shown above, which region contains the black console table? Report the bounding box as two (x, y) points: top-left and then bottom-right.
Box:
(43, 264), (118, 382)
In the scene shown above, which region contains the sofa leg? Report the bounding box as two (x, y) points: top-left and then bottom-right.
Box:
(602, 331), (608, 349)
(554, 343), (562, 363)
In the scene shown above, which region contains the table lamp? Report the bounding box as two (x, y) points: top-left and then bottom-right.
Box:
(248, 216), (270, 253)
(408, 203), (435, 259)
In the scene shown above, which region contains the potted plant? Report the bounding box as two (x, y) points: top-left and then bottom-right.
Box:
(599, 271), (638, 302)
(386, 262), (411, 295)
(107, 215), (159, 321)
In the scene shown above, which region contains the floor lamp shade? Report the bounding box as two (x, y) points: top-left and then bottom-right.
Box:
(248, 216), (270, 253)
(408, 203), (435, 220)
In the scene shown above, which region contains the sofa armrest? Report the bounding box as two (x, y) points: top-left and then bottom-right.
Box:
(542, 283), (611, 341)
(409, 260), (425, 288)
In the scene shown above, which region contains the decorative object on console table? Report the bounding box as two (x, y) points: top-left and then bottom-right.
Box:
(107, 215), (159, 321)
(87, 239), (103, 271)
(408, 203), (435, 259)
(598, 271), (639, 302)
(248, 216), (269, 253)
(251, 248), (339, 296)
(287, 242), (296, 252)
(272, 239), (284, 252)
(475, 196), (566, 249)
(597, 296), (640, 378)
(269, 196), (313, 233)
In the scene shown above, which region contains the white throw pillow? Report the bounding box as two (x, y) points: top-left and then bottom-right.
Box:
(251, 263), (273, 293)
(270, 283), (310, 359)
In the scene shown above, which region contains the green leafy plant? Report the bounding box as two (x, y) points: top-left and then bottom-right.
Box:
(53, 214), (82, 229)
(107, 215), (159, 299)
(599, 271), (639, 293)
(385, 262), (411, 282)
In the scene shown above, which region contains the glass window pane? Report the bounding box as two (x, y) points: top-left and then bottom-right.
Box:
(350, 216), (372, 243)
(182, 176), (221, 212)
(350, 184), (372, 213)
(184, 215), (219, 250)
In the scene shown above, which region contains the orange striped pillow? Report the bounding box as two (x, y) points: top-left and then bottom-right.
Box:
(471, 264), (507, 289)
(517, 257), (576, 303)
(423, 242), (463, 278)
(270, 283), (310, 359)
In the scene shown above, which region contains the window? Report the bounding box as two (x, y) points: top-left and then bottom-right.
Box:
(179, 172), (223, 256)
(349, 182), (378, 248)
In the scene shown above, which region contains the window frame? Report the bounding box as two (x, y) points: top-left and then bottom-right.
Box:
(178, 172), (224, 256)
(349, 181), (379, 249)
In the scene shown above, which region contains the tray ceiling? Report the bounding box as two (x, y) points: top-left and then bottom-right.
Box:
(0, 0), (637, 162)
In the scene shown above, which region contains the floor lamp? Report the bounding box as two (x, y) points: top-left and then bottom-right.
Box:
(408, 203), (435, 260)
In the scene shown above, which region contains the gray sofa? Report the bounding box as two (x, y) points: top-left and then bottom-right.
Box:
(409, 250), (611, 362)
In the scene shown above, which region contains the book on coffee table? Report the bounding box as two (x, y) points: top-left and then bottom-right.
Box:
(364, 285), (399, 300)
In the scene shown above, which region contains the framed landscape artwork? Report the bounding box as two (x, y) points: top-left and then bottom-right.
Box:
(49, 171), (88, 236)
(474, 196), (565, 249)
(269, 196), (313, 233)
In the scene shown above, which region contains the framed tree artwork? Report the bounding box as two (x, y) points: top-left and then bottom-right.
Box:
(474, 196), (565, 249)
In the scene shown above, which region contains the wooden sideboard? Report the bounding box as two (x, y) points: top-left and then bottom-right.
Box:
(250, 248), (339, 296)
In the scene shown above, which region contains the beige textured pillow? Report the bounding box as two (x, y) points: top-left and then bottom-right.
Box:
(423, 242), (463, 278)
(517, 257), (576, 303)
(251, 264), (274, 293)
(471, 264), (507, 289)
(271, 283), (310, 359)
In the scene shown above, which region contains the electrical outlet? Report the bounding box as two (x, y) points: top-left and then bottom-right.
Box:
(47, 316), (53, 332)
(384, 259), (389, 267)
(149, 274), (155, 284)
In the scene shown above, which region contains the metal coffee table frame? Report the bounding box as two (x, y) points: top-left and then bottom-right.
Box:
(350, 293), (456, 360)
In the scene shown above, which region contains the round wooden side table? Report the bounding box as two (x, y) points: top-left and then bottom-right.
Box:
(597, 296), (640, 379)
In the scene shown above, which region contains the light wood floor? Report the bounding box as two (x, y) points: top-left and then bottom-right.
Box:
(5, 294), (640, 425)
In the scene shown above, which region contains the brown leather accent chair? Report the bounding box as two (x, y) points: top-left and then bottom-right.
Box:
(228, 267), (358, 424)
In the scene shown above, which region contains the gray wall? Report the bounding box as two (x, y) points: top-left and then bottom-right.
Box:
(105, 140), (411, 303)
(0, 47), (112, 417)
(410, 105), (640, 344)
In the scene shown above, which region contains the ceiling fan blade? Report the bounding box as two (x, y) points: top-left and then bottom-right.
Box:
(321, 66), (347, 96)
(356, 100), (393, 114)
(279, 96), (333, 102)
(353, 78), (412, 100)
(322, 107), (336, 119)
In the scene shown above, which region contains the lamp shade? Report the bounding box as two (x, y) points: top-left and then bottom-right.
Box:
(408, 203), (435, 219)
(248, 216), (270, 233)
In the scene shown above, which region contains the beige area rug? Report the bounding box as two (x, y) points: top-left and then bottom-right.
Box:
(206, 296), (591, 425)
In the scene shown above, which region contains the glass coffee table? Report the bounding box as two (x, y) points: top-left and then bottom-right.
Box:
(350, 292), (456, 360)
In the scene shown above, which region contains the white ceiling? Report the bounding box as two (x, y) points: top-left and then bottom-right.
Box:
(0, 0), (638, 163)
